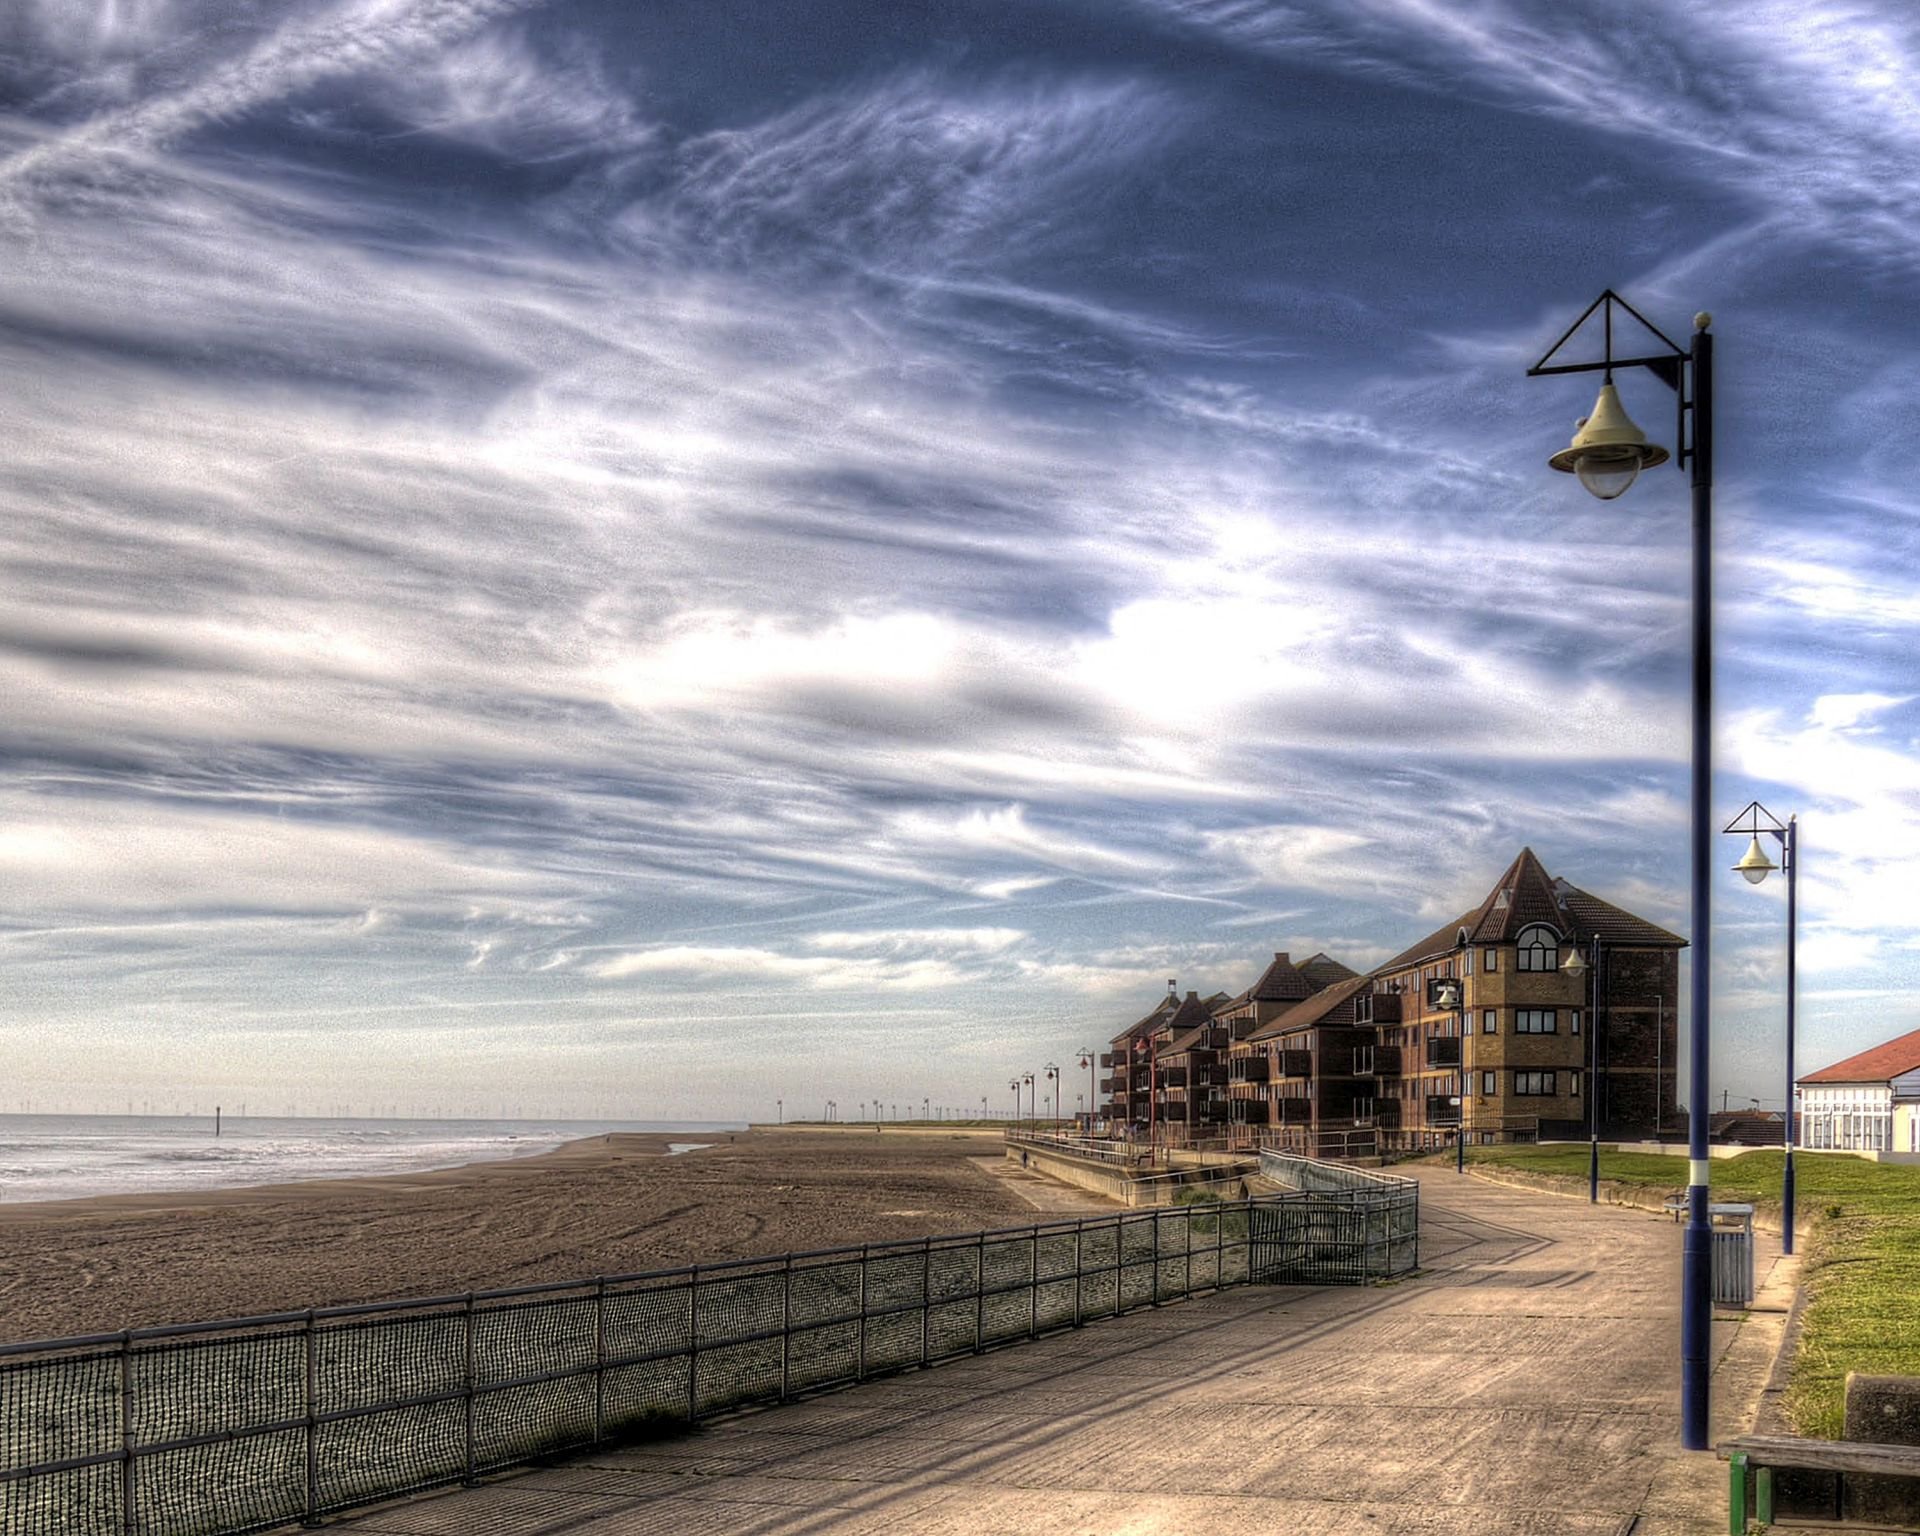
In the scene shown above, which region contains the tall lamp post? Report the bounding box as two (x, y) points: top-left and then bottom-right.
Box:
(1007, 1079), (1020, 1123)
(1022, 1073), (1034, 1127)
(1077, 1049), (1095, 1134)
(1564, 942), (1601, 1203)
(1726, 802), (1798, 1256)
(1043, 1063), (1060, 1127)
(1529, 289), (1714, 1449)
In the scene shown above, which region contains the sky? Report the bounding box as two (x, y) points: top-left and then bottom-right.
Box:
(1, 0), (1916, 1123)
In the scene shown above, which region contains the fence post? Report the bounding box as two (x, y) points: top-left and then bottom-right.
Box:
(463, 1295), (477, 1486)
(1073, 1221), (1083, 1327)
(301, 1311), (319, 1525)
(920, 1240), (932, 1367)
(119, 1329), (136, 1536)
(780, 1256), (792, 1403)
(1184, 1201), (1193, 1298)
(856, 1249), (868, 1382)
(1027, 1228), (1038, 1340)
(593, 1277), (607, 1447)
(686, 1268), (699, 1424)
(974, 1233), (985, 1352)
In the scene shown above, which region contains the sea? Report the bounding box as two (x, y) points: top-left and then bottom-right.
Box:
(0, 1114), (748, 1205)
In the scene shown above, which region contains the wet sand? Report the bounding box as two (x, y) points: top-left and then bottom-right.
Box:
(0, 1128), (1060, 1344)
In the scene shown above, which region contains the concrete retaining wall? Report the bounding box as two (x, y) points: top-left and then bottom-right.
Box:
(1007, 1143), (1254, 1207)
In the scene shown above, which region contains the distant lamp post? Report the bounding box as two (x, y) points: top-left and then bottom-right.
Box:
(1563, 946), (1600, 1203)
(1044, 1063), (1060, 1127)
(1021, 1073), (1034, 1126)
(1725, 801), (1798, 1256)
(777, 1097), (782, 1126)
(1008, 1079), (1021, 1122)
(1077, 1049), (1096, 1134)
(1530, 289), (1714, 1451)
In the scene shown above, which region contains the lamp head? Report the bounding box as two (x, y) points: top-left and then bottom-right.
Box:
(1561, 949), (1590, 978)
(1734, 835), (1778, 885)
(1548, 381), (1670, 499)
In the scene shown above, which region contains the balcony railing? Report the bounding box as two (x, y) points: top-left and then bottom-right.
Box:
(1353, 1045), (1402, 1077)
(1228, 1056), (1269, 1083)
(1426, 1095), (1462, 1126)
(1276, 1049), (1313, 1079)
(1356, 992), (1404, 1026)
(1425, 1037), (1461, 1069)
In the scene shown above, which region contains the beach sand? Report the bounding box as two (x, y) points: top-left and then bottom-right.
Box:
(0, 1128), (1098, 1344)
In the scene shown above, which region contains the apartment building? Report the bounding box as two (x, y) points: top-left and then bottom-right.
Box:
(1365, 848), (1683, 1149)
(1097, 848), (1684, 1153)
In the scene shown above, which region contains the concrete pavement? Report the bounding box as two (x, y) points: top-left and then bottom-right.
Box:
(317, 1167), (1795, 1535)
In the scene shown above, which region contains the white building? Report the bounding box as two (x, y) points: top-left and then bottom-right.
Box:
(1798, 1025), (1920, 1154)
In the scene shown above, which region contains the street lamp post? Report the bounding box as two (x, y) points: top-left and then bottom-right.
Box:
(1564, 942), (1600, 1203)
(1044, 1064), (1059, 1128)
(1530, 289), (1714, 1449)
(1077, 1049), (1095, 1134)
(1021, 1073), (1034, 1126)
(777, 1097), (782, 1125)
(1726, 802), (1798, 1256)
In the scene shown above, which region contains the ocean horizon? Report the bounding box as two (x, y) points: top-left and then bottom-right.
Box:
(0, 1113), (748, 1205)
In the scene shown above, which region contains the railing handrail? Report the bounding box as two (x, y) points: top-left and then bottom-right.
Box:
(2, 1188), (1416, 1536)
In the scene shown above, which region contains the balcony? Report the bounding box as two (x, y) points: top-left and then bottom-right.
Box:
(1426, 1094), (1462, 1126)
(1275, 1049), (1313, 1079)
(1229, 1055), (1269, 1084)
(1425, 1037), (1462, 1069)
(1194, 1063), (1228, 1088)
(1351, 1099), (1402, 1129)
(1227, 1080), (1265, 1101)
(1353, 1045), (1402, 1077)
(1230, 1099), (1269, 1125)
(1100, 1076), (1125, 1095)
(1357, 992), (1404, 1026)
(1157, 1067), (1187, 1089)
(1100, 1052), (1119, 1069)
(1274, 1096), (1312, 1126)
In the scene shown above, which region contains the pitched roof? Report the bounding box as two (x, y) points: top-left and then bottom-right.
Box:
(1246, 973), (1372, 1043)
(1155, 991), (1228, 1057)
(1801, 1025), (1920, 1085)
(1109, 991), (1178, 1046)
(1247, 952), (1316, 1003)
(1297, 952), (1358, 991)
(1375, 848), (1685, 974)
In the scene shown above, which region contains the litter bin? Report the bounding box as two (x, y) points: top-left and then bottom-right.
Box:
(1710, 1202), (1754, 1308)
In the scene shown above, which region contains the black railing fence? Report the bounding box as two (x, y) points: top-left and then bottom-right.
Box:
(1, 1189), (1414, 1536)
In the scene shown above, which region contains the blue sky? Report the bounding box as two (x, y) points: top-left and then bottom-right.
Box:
(1, 0), (1915, 1121)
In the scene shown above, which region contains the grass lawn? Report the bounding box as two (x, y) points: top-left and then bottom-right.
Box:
(1454, 1145), (1920, 1437)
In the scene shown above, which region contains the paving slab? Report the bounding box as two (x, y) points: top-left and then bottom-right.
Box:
(317, 1168), (1792, 1535)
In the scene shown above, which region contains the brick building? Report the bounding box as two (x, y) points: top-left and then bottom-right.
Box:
(1098, 848), (1683, 1154)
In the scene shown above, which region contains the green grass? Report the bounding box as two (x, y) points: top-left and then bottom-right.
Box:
(1455, 1145), (1920, 1437)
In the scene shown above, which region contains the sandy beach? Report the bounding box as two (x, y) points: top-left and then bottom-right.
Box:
(0, 1128), (1086, 1345)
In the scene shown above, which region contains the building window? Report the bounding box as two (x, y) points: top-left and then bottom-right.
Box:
(1515, 1009), (1557, 1035)
(1571, 1011), (1581, 1035)
(1515, 1071), (1557, 1096)
(1570, 1071), (1582, 1096)
(1484, 948), (1498, 971)
(1482, 1009), (1497, 1034)
(1481, 1071), (1495, 1095)
(1465, 949), (1474, 976)
(1516, 926), (1559, 972)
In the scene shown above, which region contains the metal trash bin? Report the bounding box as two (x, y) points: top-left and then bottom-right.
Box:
(1710, 1202), (1755, 1308)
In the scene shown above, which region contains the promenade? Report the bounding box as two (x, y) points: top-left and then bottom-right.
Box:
(317, 1168), (1794, 1535)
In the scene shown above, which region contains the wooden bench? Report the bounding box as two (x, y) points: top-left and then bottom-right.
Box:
(1721, 1433), (1920, 1533)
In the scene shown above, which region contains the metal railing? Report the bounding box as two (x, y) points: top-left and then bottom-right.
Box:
(1258, 1150), (1420, 1278)
(0, 1190), (1412, 1536)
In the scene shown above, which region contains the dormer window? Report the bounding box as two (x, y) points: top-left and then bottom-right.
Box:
(1516, 925), (1560, 972)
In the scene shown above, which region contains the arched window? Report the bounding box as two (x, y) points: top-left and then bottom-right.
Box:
(1516, 925), (1560, 972)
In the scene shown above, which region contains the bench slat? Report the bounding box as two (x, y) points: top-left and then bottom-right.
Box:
(1720, 1434), (1920, 1478)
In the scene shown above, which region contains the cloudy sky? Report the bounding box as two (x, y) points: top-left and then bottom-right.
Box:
(2, 0), (1915, 1122)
